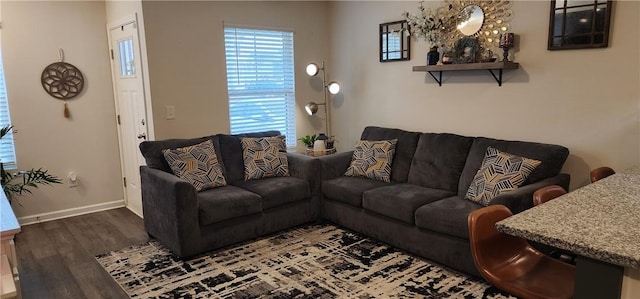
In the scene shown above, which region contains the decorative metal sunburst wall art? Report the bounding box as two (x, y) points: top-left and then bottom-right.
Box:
(404, 0), (513, 54)
(443, 0), (513, 52)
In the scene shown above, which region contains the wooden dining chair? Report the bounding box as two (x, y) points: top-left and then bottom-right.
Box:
(468, 205), (575, 299)
(533, 185), (567, 206)
(590, 166), (615, 183)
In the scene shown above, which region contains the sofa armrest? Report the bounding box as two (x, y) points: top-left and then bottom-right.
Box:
(488, 173), (570, 214)
(287, 153), (320, 194)
(287, 152), (318, 181)
(140, 166), (201, 257)
(318, 151), (354, 180)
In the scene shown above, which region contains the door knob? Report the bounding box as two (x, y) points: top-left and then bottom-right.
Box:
(137, 133), (147, 140)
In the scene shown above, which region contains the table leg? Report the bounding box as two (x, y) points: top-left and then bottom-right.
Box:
(575, 255), (623, 299)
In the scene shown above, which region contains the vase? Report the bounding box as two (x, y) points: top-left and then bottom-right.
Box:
(314, 133), (327, 151)
(427, 46), (439, 65)
(313, 139), (326, 152)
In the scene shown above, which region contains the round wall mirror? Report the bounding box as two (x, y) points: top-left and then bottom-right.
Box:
(457, 5), (484, 36)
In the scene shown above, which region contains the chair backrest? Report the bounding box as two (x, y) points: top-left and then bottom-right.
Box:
(533, 185), (567, 206)
(590, 166), (615, 183)
(468, 205), (529, 277)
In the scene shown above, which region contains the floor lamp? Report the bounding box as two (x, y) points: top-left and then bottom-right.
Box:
(304, 61), (340, 137)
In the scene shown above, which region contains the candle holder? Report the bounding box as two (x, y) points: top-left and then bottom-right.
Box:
(499, 33), (515, 62)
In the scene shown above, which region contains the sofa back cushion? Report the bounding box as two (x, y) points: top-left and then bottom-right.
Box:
(218, 130), (282, 183)
(139, 136), (215, 173)
(408, 133), (474, 192)
(458, 137), (569, 196)
(360, 126), (421, 183)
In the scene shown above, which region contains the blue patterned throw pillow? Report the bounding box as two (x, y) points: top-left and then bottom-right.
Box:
(162, 140), (227, 191)
(241, 136), (289, 181)
(344, 139), (398, 183)
(466, 147), (541, 206)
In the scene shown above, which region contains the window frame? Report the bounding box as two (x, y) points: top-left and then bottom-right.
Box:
(223, 26), (297, 147)
(0, 49), (17, 170)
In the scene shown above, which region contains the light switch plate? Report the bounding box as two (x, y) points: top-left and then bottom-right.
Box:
(166, 106), (176, 120)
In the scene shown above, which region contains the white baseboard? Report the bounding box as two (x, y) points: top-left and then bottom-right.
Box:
(18, 199), (126, 226)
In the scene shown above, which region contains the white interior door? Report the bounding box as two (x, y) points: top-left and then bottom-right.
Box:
(109, 19), (147, 217)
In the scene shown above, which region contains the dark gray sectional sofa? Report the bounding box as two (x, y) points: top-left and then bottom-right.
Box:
(319, 126), (570, 276)
(139, 131), (320, 258)
(139, 126), (570, 278)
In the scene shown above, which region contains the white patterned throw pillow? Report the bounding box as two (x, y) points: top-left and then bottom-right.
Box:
(163, 140), (227, 191)
(344, 139), (398, 183)
(241, 136), (289, 181)
(466, 146), (541, 206)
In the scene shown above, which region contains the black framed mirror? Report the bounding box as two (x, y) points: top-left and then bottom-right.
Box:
(380, 20), (410, 62)
(548, 0), (613, 50)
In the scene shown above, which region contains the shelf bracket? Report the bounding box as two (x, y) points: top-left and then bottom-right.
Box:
(487, 69), (503, 86)
(427, 71), (442, 86)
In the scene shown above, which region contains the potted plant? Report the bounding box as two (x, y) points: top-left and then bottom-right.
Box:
(298, 134), (316, 148)
(0, 125), (61, 205)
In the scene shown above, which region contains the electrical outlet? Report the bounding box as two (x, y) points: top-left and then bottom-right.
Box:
(166, 106), (176, 120)
(68, 172), (79, 187)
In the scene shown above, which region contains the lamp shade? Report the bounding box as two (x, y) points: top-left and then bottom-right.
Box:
(327, 81), (340, 95)
(306, 63), (319, 76)
(305, 102), (319, 115)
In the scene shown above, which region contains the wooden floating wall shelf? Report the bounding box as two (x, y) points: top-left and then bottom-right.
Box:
(412, 61), (520, 86)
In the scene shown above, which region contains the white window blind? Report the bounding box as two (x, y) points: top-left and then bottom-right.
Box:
(0, 49), (16, 169)
(224, 27), (296, 147)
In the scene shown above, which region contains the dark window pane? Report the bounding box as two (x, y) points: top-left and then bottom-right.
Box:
(552, 37), (563, 47)
(594, 33), (604, 43)
(565, 35), (591, 45)
(553, 11), (564, 36)
(566, 7), (594, 36)
(594, 6), (607, 31)
(566, 0), (594, 7)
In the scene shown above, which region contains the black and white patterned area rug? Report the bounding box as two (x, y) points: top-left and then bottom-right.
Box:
(96, 225), (514, 298)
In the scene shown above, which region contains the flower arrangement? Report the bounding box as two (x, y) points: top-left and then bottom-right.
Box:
(402, 2), (446, 45)
(403, 1), (472, 47)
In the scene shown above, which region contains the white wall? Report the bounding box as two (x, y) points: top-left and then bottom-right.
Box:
(140, 1), (330, 145)
(1, 0), (636, 221)
(1, 1), (123, 221)
(328, 1), (640, 189)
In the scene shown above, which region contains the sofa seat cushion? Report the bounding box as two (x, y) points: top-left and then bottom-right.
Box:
(198, 185), (262, 226)
(363, 184), (455, 224)
(322, 176), (391, 207)
(232, 176), (309, 210)
(415, 196), (483, 239)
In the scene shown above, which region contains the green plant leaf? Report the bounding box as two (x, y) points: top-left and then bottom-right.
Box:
(0, 125), (62, 205)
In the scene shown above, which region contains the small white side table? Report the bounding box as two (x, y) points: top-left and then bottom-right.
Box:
(1, 192), (20, 299)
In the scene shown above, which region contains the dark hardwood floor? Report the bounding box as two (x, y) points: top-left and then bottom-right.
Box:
(15, 208), (149, 299)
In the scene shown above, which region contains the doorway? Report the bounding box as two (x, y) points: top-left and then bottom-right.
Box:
(107, 15), (149, 217)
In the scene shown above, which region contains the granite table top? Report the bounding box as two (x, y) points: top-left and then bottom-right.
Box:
(497, 166), (640, 269)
